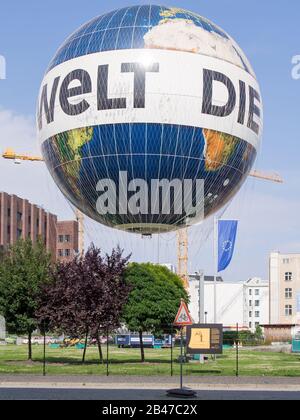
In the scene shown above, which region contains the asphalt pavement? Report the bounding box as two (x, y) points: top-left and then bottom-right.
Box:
(1, 387), (300, 400)
(1, 375), (300, 400)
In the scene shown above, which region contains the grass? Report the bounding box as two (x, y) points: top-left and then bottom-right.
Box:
(0, 345), (300, 376)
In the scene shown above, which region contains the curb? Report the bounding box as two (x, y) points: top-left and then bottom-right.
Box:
(1, 382), (300, 392)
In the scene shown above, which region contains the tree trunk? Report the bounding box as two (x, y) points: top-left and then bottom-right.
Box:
(28, 331), (32, 361)
(82, 329), (89, 364)
(139, 330), (145, 363)
(96, 335), (104, 364)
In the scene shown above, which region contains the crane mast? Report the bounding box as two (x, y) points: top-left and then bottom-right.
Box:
(177, 228), (189, 289)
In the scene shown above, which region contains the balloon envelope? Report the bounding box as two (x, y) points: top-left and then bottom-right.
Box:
(37, 5), (263, 234)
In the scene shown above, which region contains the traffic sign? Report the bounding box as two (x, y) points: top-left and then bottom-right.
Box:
(174, 299), (193, 326)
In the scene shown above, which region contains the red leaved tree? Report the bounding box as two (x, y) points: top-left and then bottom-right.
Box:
(37, 245), (131, 363)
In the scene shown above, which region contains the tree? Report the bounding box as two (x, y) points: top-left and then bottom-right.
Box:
(254, 325), (263, 341)
(0, 239), (51, 360)
(37, 245), (131, 363)
(0, 246), (6, 263)
(122, 263), (189, 362)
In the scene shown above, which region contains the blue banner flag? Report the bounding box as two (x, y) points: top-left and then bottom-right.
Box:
(218, 220), (238, 272)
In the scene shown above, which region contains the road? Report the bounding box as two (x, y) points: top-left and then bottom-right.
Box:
(1, 376), (300, 400)
(1, 387), (300, 400)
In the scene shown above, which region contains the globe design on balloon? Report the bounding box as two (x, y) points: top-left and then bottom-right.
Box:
(38, 5), (263, 234)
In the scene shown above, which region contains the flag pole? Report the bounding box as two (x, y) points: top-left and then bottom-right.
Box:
(213, 216), (218, 324)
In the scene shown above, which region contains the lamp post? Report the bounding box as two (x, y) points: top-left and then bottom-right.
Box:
(195, 270), (205, 365)
(195, 271), (204, 324)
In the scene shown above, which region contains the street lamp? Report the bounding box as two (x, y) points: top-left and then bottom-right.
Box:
(195, 270), (204, 324)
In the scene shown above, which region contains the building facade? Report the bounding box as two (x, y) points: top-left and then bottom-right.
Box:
(0, 192), (79, 262)
(262, 324), (295, 343)
(57, 220), (79, 262)
(269, 252), (300, 325)
(0, 192), (57, 256)
(243, 278), (269, 331)
(189, 276), (269, 332)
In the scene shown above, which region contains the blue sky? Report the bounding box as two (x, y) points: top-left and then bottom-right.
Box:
(0, 0), (300, 281)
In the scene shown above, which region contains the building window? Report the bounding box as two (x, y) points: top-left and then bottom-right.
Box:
(255, 289), (259, 296)
(65, 235), (71, 243)
(285, 272), (293, 282)
(249, 311), (252, 318)
(255, 322), (259, 328)
(249, 300), (252, 307)
(64, 249), (70, 257)
(255, 311), (260, 318)
(255, 300), (260, 307)
(283, 258), (290, 264)
(285, 288), (293, 299)
(58, 249), (63, 257)
(249, 289), (252, 296)
(58, 235), (64, 243)
(249, 322), (252, 329)
(17, 229), (22, 239)
(17, 212), (22, 223)
(285, 305), (293, 317)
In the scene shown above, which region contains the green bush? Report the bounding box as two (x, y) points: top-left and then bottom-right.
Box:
(223, 330), (264, 347)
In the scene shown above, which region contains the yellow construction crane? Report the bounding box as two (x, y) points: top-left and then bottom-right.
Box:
(2, 148), (44, 162)
(3, 148), (284, 184)
(249, 170), (283, 184)
(2, 148), (85, 254)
